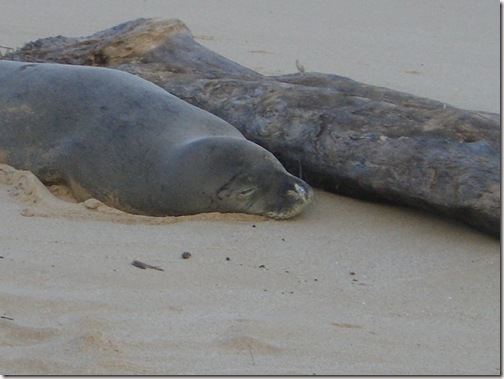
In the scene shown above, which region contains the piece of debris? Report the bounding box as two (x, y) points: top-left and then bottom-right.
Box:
(131, 260), (164, 271)
(181, 252), (192, 259)
(295, 59), (305, 73)
(1, 315), (14, 321)
(225, 257), (231, 261)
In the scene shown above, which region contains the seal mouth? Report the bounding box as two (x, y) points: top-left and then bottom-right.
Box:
(264, 182), (314, 219)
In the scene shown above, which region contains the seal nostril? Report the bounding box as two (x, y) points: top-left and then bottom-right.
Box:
(294, 183), (310, 202)
(294, 183), (306, 199)
(287, 183), (311, 203)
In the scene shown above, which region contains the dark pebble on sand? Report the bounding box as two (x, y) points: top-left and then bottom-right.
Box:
(181, 252), (192, 259)
(226, 257), (231, 261)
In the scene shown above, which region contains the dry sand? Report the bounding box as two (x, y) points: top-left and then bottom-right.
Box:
(0, 0), (500, 375)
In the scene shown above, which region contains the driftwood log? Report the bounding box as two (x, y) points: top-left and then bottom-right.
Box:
(3, 18), (500, 236)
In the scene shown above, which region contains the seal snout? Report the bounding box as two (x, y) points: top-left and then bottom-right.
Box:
(287, 182), (314, 204)
(264, 179), (314, 219)
(293, 183), (311, 203)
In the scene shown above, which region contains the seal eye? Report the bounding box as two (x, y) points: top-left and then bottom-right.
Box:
(237, 188), (257, 200)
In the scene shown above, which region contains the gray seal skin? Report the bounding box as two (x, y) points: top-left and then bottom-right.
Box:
(0, 61), (313, 218)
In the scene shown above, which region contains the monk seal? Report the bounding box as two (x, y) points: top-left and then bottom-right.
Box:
(0, 61), (313, 218)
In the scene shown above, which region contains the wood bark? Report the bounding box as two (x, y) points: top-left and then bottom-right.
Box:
(3, 18), (500, 236)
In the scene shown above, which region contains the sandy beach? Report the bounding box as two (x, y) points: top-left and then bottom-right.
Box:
(0, 0), (500, 375)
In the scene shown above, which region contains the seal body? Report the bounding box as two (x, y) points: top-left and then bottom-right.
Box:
(0, 61), (313, 218)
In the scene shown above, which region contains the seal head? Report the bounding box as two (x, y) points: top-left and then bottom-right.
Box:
(148, 137), (314, 218)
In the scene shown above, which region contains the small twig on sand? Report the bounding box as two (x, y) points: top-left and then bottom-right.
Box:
(131, 260), (164, 271)
(248, 343), (256, 366)
(0, 45), (14, 58)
